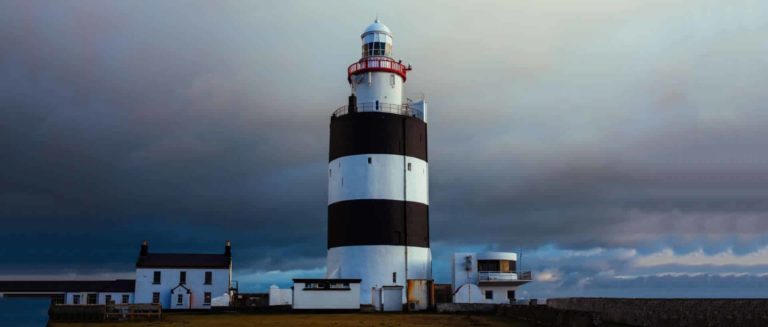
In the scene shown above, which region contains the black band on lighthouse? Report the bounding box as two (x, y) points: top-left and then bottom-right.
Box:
(329, 112), (428, 162)
(328, 199), (430, 249)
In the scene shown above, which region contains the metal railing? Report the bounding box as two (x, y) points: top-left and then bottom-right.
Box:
(348, 57), (410, 81)
(479, 271), (533, 281)
(332, 102), (424, 120)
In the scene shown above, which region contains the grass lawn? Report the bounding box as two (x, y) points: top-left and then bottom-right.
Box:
(52, 312), (534, 327)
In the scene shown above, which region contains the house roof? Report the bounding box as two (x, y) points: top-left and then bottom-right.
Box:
(136, 253), (231, 269)
(0, 279), (135, 293)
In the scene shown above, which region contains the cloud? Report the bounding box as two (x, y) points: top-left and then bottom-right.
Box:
(634, 247), (768, 267)
(1, 0), (768, 297)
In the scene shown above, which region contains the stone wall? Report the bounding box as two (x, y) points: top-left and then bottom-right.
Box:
(497, 304), (601, 327)
(436, 303), (497, 313)
(547, 298), (768, 327)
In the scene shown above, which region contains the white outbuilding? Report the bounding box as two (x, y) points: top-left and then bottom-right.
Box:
(292, 279), (361, 310)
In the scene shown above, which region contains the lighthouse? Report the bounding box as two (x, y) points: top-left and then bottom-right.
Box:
(326, 19), (431, 304)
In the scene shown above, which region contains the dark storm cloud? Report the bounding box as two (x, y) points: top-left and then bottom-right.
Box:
(1, 0), (768, 297)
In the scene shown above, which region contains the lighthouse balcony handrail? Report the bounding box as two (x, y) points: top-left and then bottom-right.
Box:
(348, 57), (410, 80)
(332, 102), (424, 120)
(478, 271), (533, 281)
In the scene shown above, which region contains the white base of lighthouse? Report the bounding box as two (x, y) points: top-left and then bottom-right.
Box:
(326, 245), (431, 304)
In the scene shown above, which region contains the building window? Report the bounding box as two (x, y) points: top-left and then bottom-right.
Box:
(153, 271), (161, 284)
(122, 294), (130, 304)
(105, 295), (112, 304)
(368, 157), (372, 164)
(478, 260), (501, 272)
(407, 163), (412, 171)
(507, 290), (516, 300)
(204, 292), (211, 305)
(152, 292), (160, 304)
(87, 293), (97, 304)
(52, 295), (65, 304)
(303, 281), (351, 290)
(72, 294), (81, 304)
(392, 272), (397, 283)
(179, 271), (186, 284)
(204, 271), (212, 285)
(485, 290), (493, 300)
(177, 294), (184, 305)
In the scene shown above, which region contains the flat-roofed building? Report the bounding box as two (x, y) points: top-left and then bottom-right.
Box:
(451, 252), (532, 304)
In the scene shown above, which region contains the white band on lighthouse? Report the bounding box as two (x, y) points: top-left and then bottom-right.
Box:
(328, 154), (428, 206)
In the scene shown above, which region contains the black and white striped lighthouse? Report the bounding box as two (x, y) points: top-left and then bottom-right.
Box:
(326, 19), (431, 304)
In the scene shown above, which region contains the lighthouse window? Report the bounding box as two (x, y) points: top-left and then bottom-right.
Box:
(368, 157), (372, 164)
(364, 42), (387, 56)
(407, 163), (412, 171)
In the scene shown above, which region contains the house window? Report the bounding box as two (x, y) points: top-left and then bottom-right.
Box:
(52, 295), (65, 304)
(204, 292), (211, 305)
(485, 290), (493, 300)
(122, 294), (130, 304)
(153, 271), (161, 284)
(507, 290), (516, 300)
(204, 271), (212, 285)
(177, 294), (183, 305)
(72, 294), (81, 304)
(105, 295), (112, 304)
(87, 293), (97, 304)
(179, 271), (186, 284)
(152, 292), (160, 304)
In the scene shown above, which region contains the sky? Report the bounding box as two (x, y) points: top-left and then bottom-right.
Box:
(1, 0), (768, 298)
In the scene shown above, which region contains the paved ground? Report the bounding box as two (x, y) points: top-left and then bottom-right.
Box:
(53, 313), (534, 327)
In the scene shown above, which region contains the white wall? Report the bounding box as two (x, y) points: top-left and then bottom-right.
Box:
(452, 253), (479, 291)
(478, 285), (519, 304)
(135, 268), (230, 309)
(328, 154), (428, 205)
(292, 282), (360, 310)
(268, 285), (293, 306)
(351, 71), (403, 105)
(327, 245), (431, 304)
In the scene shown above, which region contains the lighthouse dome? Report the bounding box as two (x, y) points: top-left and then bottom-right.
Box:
(362, 19), (391, 36)
(361, 19), (393, 57)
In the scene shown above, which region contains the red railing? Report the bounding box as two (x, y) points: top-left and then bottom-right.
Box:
(348, 57), (410, 82)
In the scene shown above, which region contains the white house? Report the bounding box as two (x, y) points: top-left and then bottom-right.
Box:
(0, 280), (134, 305)
(292, 278), (361, 310)
(134, 240), (233, 309)
(451, 252), (532, 304)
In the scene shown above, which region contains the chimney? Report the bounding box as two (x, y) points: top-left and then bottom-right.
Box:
(140, 240), (149, 256)
(225, 240), (232, 257)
